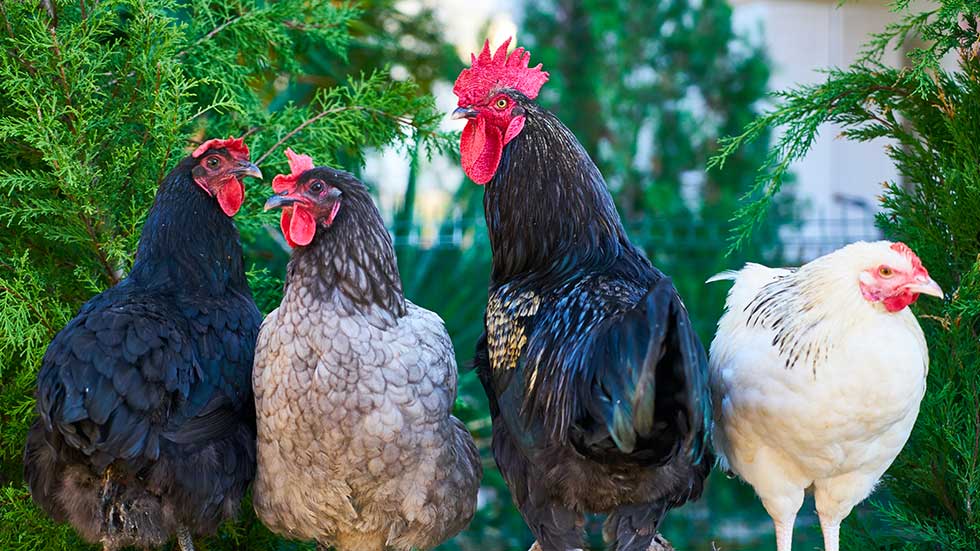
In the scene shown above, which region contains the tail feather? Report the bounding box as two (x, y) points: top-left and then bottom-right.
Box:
(585, 277), (711, 460)
(630, 282), (673, 439)
(675, 297), (711, 461)
(705, 270), (739, 284)
(707, 262), (782, 285)
(590, 304), (653, 453)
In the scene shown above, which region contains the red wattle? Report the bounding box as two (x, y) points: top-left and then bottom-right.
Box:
(283, 206), (316, 247)
(461, 116), (503, 185)
(460, 118), (486, 176)
(883, 292), (918, 312)
(280, 210), (294, 247)
(216, 179), (244, 217)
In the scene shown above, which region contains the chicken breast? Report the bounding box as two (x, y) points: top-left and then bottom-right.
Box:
(708, 241), (940, 551)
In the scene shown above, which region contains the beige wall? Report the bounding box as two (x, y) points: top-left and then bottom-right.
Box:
(732, 0), (909, 257)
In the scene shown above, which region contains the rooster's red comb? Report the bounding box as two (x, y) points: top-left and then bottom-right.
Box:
(890, 242), (927, 276)
(192, 137), (250, 160)
(272, 148), (315, 193)
(453, 38), (549, 106)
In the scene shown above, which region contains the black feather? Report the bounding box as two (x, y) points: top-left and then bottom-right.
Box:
(475, 93), (713, 549)
(71, 332), (100, 363)
(86, 379), (121, 425)
(24, 151), (262, 549)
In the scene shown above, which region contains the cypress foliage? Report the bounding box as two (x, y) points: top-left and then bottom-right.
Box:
(0, 1), (450, 549)
(712, 1), (980, 548)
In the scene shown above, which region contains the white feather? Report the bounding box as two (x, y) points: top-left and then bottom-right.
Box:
(707, 241), (930, 551)
(705, 270), (738, 284)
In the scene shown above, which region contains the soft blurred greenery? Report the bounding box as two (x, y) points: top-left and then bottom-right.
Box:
(0, 0), (815, 550)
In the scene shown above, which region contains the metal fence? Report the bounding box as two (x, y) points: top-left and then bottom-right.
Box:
(779, 216), (882, 263)
(388, 214), (882, 265)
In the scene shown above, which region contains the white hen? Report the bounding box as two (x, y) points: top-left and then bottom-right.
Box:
(708, 241), (943, 551)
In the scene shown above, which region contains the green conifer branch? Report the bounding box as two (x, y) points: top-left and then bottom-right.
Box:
(0, 2), (455, 548)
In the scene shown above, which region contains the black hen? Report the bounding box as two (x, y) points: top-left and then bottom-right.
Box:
(453, 40), (712, 551)
(23, 138), (264, 551)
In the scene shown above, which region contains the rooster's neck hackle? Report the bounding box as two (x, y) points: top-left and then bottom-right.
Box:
(484, 99), (642, 283)
(129, 157), (248, 295)
(284, 190), (406, 317)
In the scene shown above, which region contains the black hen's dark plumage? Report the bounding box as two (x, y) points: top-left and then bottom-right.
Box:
(23, 153), (262, 550)
(475, 93), (713, 551)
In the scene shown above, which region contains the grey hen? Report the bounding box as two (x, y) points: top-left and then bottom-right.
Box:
(252, 149), (481, 551)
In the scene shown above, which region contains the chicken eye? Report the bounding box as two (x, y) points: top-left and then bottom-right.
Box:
(206, 156), (219, 169)
(310, 181), (324, 193)
(879, 266), (894, 278)
(495, 98), (508, 110)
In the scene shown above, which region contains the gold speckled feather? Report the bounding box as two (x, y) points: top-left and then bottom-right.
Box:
(486, 290), (540, 375)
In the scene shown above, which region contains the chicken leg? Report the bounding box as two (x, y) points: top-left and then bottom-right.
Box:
(760, 486), (804, 551)
(176, 526), (194, 551)
(518, 500), (585, 551)
(773, 517), (795, 551)
(177, 526), (194, 551)
(740, 457), (805, 551)
(813, 470), (881, 551)
(602, 501), (668, 551)
(819, 519), (840, 551)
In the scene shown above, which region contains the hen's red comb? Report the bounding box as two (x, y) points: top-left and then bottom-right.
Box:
(192, 137), (250, 160)
(453, 38), (549, 106)
(891, 242), (927, 276)
(272, 148), (315, 193)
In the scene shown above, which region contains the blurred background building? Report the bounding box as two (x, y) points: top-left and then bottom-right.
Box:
(367, 0), (956, 263)
(732, 0), (923, 259)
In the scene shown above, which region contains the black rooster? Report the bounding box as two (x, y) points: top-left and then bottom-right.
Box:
(23, 138), (263, 551)
(452, 40), (713, 551)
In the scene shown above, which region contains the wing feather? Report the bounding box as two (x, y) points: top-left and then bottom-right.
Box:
(35, 288), (260, 471)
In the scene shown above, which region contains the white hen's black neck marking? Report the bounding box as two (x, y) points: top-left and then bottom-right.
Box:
(743, 270), (830, 376)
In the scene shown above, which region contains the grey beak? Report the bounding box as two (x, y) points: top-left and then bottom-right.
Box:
(451, 107), (479, 120)
(233, 160), (263, 180)
(906, 277), (944, 298)
(264, 191), (297, 211)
